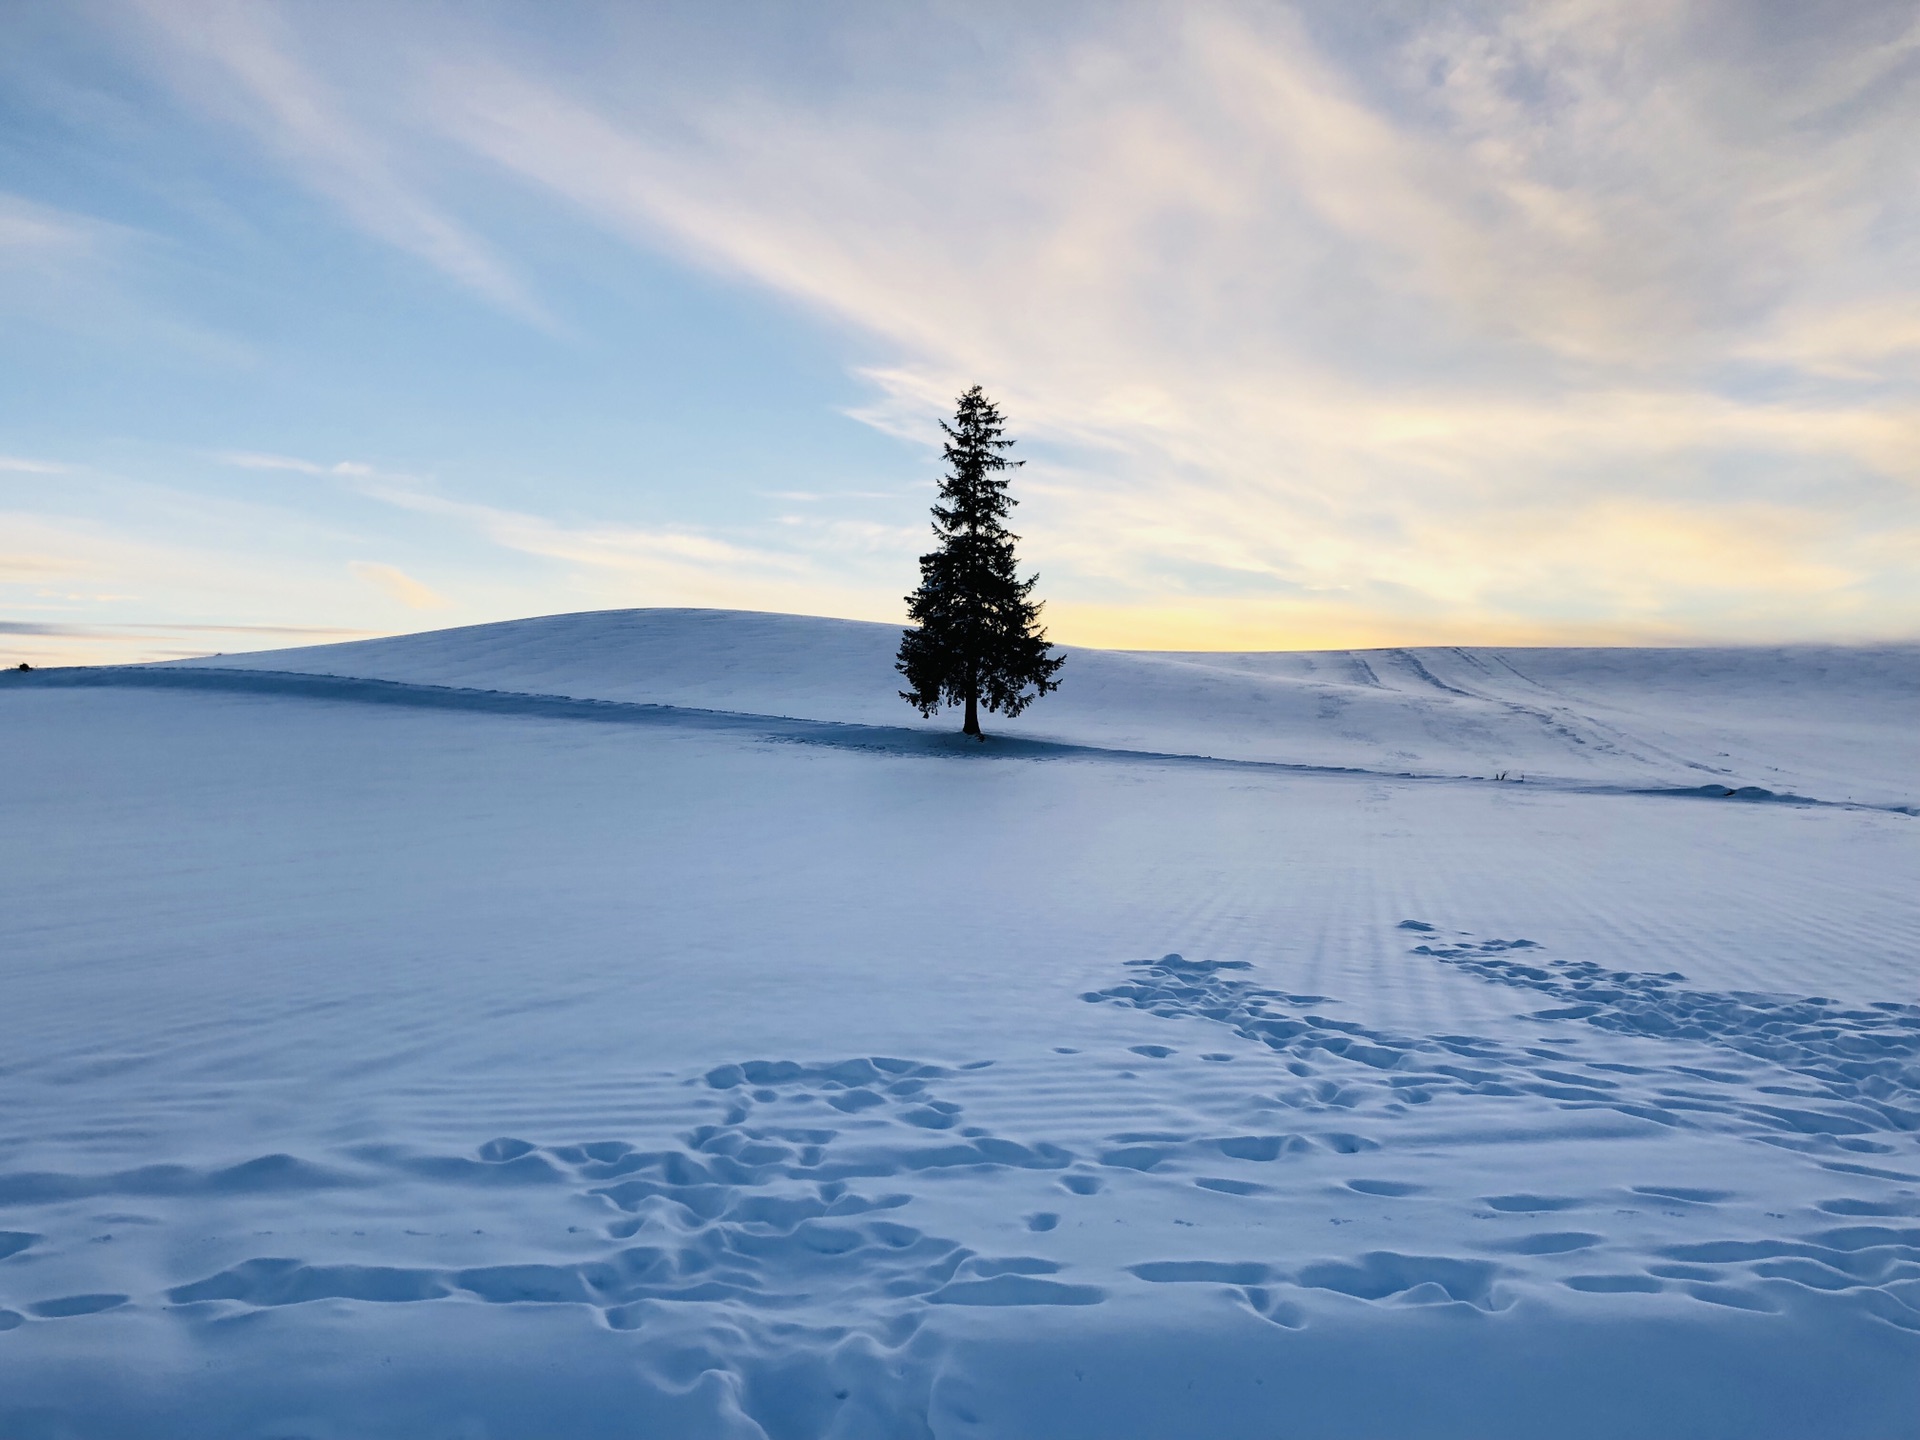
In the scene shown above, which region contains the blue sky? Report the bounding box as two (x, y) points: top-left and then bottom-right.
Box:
(4, 0), (1919, 663)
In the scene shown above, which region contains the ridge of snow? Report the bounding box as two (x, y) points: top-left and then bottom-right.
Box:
(166, 607), (1920, 805)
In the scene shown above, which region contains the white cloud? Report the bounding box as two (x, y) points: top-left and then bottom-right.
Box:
(207, 448), (913, 621)
(46, 1), (1920, 645)
(0, 191), (132, 308)
(348, 560), (449, 610)
(0, 194), (104, 257)
(382, 2), (1920, 640)
(216, 451), (373, 477)
(127, 0), (545, 322)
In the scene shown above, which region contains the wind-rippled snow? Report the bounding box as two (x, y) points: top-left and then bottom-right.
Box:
(2, 609), (1916, 1438)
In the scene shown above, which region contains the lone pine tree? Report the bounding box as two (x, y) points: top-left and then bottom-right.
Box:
(897, 386), (1064, 737)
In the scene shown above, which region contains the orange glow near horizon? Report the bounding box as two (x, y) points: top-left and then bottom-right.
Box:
(22, 600), (1918, 676)
(1041, 605), (1707, 655)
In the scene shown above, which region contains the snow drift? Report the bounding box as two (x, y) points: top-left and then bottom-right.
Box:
(167, 607), (1920, 806)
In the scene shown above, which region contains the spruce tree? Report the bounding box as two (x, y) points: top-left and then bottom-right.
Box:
(897, 386), (1064, 737)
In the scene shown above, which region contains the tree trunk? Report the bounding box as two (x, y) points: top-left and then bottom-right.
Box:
(963, 687), (981, 738)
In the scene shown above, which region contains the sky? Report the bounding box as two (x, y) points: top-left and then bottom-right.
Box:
(3, 0), (1918, 664)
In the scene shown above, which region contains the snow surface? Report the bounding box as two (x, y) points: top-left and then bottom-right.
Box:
(3, 608), (1918, 1438)
(169, 607), (1920, 807)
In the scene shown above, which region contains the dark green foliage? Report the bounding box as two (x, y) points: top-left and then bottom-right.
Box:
(897, 386), (1064, 736)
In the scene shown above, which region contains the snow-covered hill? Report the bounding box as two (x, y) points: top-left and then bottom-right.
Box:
(171, 607), (1920, 805)
(3, 609), (1917, 1437)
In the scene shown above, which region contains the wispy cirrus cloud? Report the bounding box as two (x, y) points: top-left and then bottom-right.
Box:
(0, 193), (106, 258)
(216, 451), (373, 478)
(0, 502), (374, 665)
(14, 1), (1920, 648)
(0, 191), (138, 315)
(390, 0), (1920, 643)
(347, 561), (448, 611)
(211, 448), (759, 573)
(345, 472), (891, 617)
(0, 455), (70, 475)
(202, 451), (906, 621)
(125, 0), (545, 323)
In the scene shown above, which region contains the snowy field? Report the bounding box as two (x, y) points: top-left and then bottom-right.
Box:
(2, 609), (1917, 1438)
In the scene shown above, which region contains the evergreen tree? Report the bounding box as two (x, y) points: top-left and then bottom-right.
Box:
(898, 386), (1064, 737)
